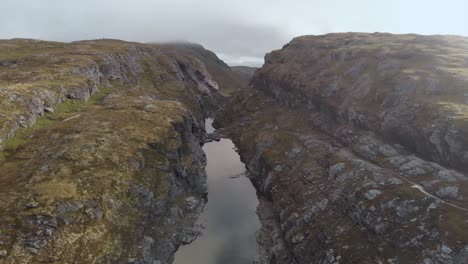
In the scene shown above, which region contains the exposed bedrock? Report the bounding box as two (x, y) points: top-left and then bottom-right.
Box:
(218, 33), (468, 264)
(0, 39), (230, 263)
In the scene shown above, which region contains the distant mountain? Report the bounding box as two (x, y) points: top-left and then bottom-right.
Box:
(231, 66), (258, 79)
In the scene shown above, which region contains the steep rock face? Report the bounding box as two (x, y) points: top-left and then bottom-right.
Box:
(0, 39), (221, 152)
(218, 33), (468, 263)
(254, 33), (468, 172)
(159, 43), (251, 96)
(0, 39), (224, 263)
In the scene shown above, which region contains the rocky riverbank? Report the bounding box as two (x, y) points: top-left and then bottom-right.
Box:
(217, 33), (468, 263)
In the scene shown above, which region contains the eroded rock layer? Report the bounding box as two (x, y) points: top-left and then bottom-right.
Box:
(218, 33), (468, 263)
(0, 39), (224, 263)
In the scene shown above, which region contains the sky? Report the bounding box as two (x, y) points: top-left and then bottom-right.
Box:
(1, 0), (468, 66)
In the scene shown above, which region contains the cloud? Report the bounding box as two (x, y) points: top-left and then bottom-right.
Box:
(0, 0), (292, 66)
(179, 21), (291, 57)
(150, 21), (291, 66)
(1, 0), (468, 66)
(216, 53), (265, 67)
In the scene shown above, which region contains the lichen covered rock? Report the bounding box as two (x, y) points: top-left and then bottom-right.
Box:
(0, 39), (224, 263)
(218, 33), (468, 263)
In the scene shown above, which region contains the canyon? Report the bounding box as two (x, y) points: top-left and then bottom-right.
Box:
(0, 39), (244, 263)
(0, 33), (468, 264)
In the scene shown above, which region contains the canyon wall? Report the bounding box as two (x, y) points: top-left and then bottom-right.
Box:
(218, 33), (468, 264)
(0, 39), (225, 263)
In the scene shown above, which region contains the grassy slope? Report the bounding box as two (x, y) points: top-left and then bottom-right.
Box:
(0, 38), (217, 262)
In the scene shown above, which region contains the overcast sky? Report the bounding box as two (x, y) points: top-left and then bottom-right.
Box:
(1, 0), (468, 66)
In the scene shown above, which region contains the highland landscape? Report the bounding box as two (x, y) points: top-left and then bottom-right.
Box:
(1, 1), (468, 264)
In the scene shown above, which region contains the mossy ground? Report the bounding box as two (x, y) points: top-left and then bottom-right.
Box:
(0, 91), (194, 262)
(1, 86), (112, 155)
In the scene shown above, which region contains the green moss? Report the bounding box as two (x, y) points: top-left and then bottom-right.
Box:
(438, 207), (468, 244)
(430, 102), (468, 134)
(0, 38), (217, 262)
(1, 87), (113, 154)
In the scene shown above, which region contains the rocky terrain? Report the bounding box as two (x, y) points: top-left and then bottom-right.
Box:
(217, 33), (468, 263)
(158, 43), (251, 96)
(0, 38), (230, 263)
(3, 33), (468, 264)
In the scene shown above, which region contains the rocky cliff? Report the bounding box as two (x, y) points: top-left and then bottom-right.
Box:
(218, 33), (468, 263)
(159, 43), (251, 96)
(0, 38), (226, 263)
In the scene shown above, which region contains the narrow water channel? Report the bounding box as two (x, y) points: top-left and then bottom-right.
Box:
(173, 118), (260, 264)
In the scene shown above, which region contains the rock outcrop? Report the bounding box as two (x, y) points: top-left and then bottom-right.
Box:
(160, 43), (252, 96)
(0, 38), (226, 263)
(218, 33), (468, 263)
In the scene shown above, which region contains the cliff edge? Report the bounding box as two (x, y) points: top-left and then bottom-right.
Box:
(0, 38), (225, 263)
(218, 33), (468, 263)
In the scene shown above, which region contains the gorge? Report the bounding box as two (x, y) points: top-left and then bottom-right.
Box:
(173, 118), (260, 264)
(1, 33), (468, 264)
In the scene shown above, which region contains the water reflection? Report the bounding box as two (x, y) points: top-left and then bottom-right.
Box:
(205, 118), (216, 134)
(173, 118), (260, 264)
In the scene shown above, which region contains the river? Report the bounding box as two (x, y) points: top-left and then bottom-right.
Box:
(173, 118), (260, 264)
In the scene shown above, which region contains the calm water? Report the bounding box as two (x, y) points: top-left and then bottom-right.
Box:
(173, 118), (260, 264)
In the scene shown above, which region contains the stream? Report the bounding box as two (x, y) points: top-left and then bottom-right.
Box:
(173, 118), (260, 264)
